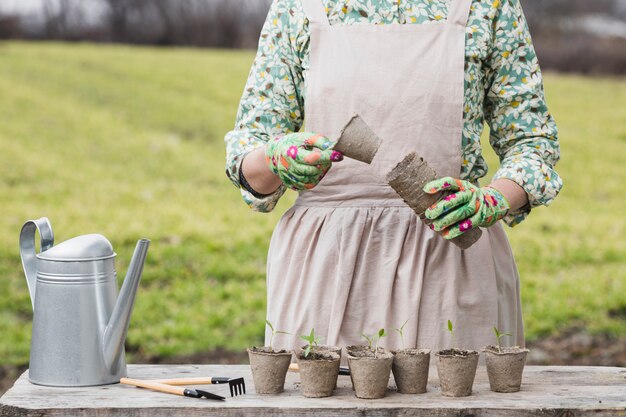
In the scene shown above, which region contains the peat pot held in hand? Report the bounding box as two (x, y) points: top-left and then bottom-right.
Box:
(247, 347), (292, 394)
(482, 345), (529, 393)
(347, 345), (394, 399)
(391, 349), (431, 394)
(296, 349), (340, 398)
(435, 349), (479, 397)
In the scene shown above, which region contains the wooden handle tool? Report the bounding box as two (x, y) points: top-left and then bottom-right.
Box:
(147, 376), (246, 396)
(151, 377), (220, 385)
(120, 377), (225, 400)
(289, 363), (351, 375)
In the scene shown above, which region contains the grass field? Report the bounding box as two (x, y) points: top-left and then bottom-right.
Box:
(0, 41), (624, 366)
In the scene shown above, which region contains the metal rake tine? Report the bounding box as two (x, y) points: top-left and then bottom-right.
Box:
(228, 377), (246, 396)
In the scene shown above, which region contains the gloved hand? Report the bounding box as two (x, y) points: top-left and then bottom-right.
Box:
(422, 177), (510, 239)
(265, 132), (343, 191)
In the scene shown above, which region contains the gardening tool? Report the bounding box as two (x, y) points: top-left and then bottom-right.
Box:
(289, 363), (351, 376)
(120, 378), (225, 401)
(150, 376), (246, 397)
(20, 217), (150, 387)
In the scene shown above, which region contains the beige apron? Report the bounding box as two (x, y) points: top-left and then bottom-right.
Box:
(265, 0), (524, 357)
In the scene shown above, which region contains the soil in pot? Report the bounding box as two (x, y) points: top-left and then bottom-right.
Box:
(482, 345), (530, 393)
(301, 345), (342, 360)
(391, 349), (431, 394)
(247, 347), (292, 394)
(435, 349), (479, 397)
(296, 350), (340, 398)
(347, 345), (394, 399)
(301, 345), (342, 389)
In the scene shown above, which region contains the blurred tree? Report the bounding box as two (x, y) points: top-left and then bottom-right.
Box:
(0, 14), (20, 39)
(43, 0), (84, 39)
(104, 0), (132, 42)
(0, 0), (623, 73)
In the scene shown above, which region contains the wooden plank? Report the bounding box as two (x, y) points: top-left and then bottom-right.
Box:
(1, 365), (625, 417)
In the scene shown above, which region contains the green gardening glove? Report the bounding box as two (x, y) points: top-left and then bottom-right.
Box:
(265, 132), (343, 191)
(422, 177), (510, 240)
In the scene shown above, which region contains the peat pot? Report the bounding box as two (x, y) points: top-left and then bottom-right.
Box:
(391, 349), (431, 394)
(482, 346), (529, 393)
(247, 347), (292, 394)
(435, 349), (479, 397)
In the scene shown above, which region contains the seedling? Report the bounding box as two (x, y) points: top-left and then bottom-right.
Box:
(265, 320), (290, 352)
(299, 328), (324, 358)
(360, 328), (387, 358)
(375, 328), (387, 358)
(393, 319), (410, 350)
(492, 326), (512, 353)
(447, 319), (457, 350)
(359, 332), (375, 350)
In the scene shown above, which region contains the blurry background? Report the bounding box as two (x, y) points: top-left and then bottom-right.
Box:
(1, 0), (625, 394)
(2, 0), (626, 73)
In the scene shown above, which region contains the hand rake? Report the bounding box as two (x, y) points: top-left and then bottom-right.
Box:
(151, 376), (246, 397)
(120, 378), (225, 401)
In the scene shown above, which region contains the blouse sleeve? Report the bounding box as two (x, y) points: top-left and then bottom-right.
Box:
(482, 0), (563, 227)
(224, 0), (307, 212)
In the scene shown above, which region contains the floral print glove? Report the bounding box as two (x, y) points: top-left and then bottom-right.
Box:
(423, 177), (510, 239)
(265, 132), (343, 191)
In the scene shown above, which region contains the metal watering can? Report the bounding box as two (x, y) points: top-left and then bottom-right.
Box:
(20, 217), (150, 386)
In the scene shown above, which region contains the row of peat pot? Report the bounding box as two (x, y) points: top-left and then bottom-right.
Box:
(248, 345), (529, 398)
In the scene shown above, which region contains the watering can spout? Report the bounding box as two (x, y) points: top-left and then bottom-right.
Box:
(102, 239), (150, 372)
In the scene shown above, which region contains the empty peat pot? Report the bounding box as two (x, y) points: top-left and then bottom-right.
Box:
(386, 152), (482, 250)
(391, 349), (431, 394)
(296, 349), (340, 398)
(334, 114), (382, 164)
(435, 349), (479, 397)
(335, 116), (481, 250)
(347, 345), (394, 399)
(482, 346), (530, 393)
(247, 347), (292, 394)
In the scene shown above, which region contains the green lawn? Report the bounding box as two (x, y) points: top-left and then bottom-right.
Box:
(0, 42), (624, 365)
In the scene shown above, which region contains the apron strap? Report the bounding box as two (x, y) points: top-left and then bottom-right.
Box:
(447, 0), (473, 27)
(300, 0), (329, 25)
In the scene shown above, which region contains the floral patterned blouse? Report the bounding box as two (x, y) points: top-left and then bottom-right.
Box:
(224, 0), (562, 226)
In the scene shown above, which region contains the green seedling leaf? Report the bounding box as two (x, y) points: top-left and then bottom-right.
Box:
(374, 328), (387, 358)
(360, 332), (374, 350)
(394, 319), (410, 350)
(446, 319), (456, 350)
(493, 326), (512, 353)
(300, 328), (320, 358)
(266, 320), (289, 352)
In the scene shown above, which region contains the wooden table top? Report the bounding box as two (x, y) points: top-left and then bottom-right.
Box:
(1, 364), (625, 416)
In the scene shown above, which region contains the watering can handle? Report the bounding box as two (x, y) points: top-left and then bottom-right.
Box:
(20, 218), (54, 309)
